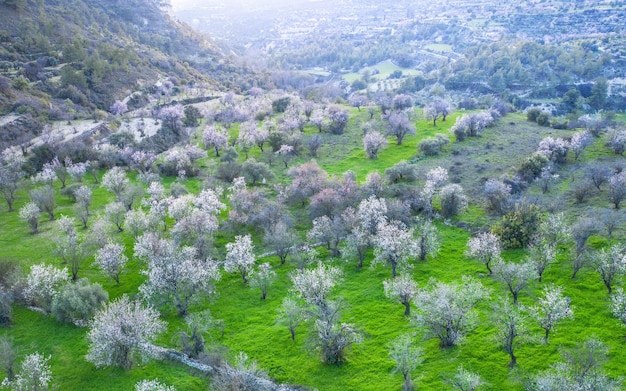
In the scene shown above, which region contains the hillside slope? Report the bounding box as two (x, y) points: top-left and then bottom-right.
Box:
(0, 0), (267, 144)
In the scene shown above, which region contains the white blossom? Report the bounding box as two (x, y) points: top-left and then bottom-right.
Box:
(291, 261), (342, 308)
(531, 284), (574, 343)
(383, 274), (418, 315)
(94, 242), (128, 284)
(224, 235), (256, 283)
(466, 232), (502, 275)
(86, 295), (166, 368)
(2, 352), (52, 390)
(373, 221), (419, 278)
(24, 264), (69, 310)
(413, 276), (489, 347)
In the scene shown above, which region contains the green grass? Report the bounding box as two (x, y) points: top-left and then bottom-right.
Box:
(2, 110), (626, 390)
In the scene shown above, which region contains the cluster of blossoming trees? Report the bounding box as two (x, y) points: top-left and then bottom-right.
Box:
(2, 88), (626, 390)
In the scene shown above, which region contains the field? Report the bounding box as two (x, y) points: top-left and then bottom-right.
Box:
(2, 106), (626, 390)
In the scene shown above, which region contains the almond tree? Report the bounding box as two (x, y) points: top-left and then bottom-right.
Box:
(86, 295), (165, 369)
(416, 219), (441, 261)
(0, 146), (25, 212)
(101, 167), (129, 202)
(24, 264), (69, 311)
(493, 300), (530, 366)
(291, 262), (342, 310)
(608, 172), (626, 209)
(277, 297), (304, 341)
(526, 241), (557, 282)
(383, 274), (418, 315)
(363, 131), (388, 159)
(591, 244), (626, 294)
(29, 185), (55, 220)
(249, 262), (276, 300)
(373, 220), (419, 278)
(385, 110), (415, 145)
(446, 366), (484, 391)
(389, 334), (423, 391)
(610, 288), (626, 326)
(54, 216), (87, 280)
(135, 379), (176, 391)
(531, 284), (573, 343)
(139, 240), (221, 316)
(466, 232), (502, 275)
(1, 352), (52, 391)
(413, 276), (489, 348)
(492, 261), (537, 304)
(307, 216), (344, 256)
(263, 221), (298, 265)
(74, 185), (92, 228)
(224, 235), (256, 284)
(19, 201), (41, 234)
(94, 242), (128, 284)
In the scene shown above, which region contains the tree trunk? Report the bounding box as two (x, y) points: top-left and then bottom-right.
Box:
(509, 351), (517, 366)
(544, 329), (550, 344)
(289, 327), (295, 341)
(391, 261), (397, 278)
(403, 301), (411, 316)
(486, 261), (492, 275)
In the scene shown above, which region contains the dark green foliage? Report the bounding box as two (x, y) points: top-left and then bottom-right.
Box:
(526, 108), (543, 122)
(418, 134), (449, 156)
(518, 153), (549, 182)
(241, 159), (274, 185)
(385, 161), (417, 183)
(536, 112), (550, 127)
(272, 97), (291, 113)
(108, 131), (136, 149)
(493, 201), (542, 249)
(51, 279), (108, 324)
(183, 106), (201, 127)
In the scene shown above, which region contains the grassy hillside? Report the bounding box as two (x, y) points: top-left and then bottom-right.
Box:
(1, 105), (626, 390)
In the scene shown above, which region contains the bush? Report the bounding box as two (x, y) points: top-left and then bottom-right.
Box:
(418, 134), (449, 156)
(536, 112), (551, 126)
(271, 97), (291, 113)
(518, 153), (549, 182)
(51, 279), (108, 324)
(439, 184), (468, 218)
(492, 201), (542, 249)
(385, 161), (417, 184)
(526, 108), (543, 122)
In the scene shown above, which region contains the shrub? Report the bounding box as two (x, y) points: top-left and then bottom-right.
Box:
(418, 134), (449, 156)
(518, 153), (549, 182)
(492, 201), (542, 249)
(51, 279), (108, 325)
(526, 108), (543, 122)
(439, 184), (469, 218)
